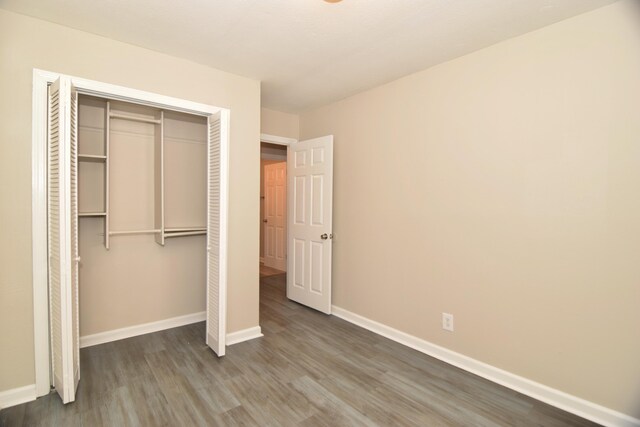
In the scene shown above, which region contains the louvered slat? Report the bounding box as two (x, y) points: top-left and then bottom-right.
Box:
(69, 88), (80, 387)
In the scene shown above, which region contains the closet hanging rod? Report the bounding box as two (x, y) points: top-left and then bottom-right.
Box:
(79, 212), (107, 217)
(165, 227), (207, 232)
(164, 230), (207, 238)
(109, 112), (162, 124)
(109, 229), (160, 236)
(78, 154), (107, 162)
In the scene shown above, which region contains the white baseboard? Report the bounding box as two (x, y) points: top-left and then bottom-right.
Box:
(80, 312), (263, 349)
(331, 305), (640, 427)
(0, 384), (37, 410)
(226, 326), (263, 346)
(80, 311), (206, 348)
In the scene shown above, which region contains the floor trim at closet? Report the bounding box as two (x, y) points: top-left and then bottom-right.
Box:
(80, 311), (206, 348)
(0, 384), (37, 410)
(226, 326), (263, 346)
(80, 313), (264, 349)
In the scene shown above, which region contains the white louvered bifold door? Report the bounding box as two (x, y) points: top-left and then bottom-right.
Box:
(48, 77), (80, 404)
(206, 111), (227, 356)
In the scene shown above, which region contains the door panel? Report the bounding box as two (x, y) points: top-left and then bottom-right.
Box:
(287, 136), (333, 314)
(311, 175), (324, 225)
(294, 176), (306, 224)
(264, 162), (287, 271)
(310, 242), (323, 293)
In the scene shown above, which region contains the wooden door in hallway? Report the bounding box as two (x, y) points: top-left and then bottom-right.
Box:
(264, 161), (287, 271)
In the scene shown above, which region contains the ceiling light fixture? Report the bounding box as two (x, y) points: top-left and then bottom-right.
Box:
(324, 0), (343, 3)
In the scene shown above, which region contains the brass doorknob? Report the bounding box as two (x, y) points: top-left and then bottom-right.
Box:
(320, 233), (328, 240)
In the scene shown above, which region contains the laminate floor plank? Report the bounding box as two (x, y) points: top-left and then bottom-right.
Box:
(0, 406), (23, 427)
(369, 348), (533, 423)
(259, 264), (285, 278)
(224, 374), (309, 427)
(119, 378), (178, 427)
(214, 405), (260, 427)
(379, 370), (509, 427)
(1, 273), (598, 427)
(316, 373), (445, 427)
(291, 376), (377, 427)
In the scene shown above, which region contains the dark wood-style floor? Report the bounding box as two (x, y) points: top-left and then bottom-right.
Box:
(1, 274), (597, 426)
(260, 264), (285, 278)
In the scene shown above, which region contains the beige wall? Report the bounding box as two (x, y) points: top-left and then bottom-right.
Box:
(300, 1), (640, 418)
(261, 108), (299, 139)
(0, 9), (260, 392)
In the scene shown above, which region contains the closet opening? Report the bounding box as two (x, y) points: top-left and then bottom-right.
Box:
(77, 95), (208, 345)
(32, 70), (230, 403)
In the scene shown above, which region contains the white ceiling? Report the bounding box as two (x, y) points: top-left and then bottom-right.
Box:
(1, 0), (618, 112)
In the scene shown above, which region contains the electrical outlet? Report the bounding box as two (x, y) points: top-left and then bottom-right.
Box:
(442, 313), (454, 332)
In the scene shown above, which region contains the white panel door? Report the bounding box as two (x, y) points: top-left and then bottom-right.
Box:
(206, 111), (228, 356)
(264, 162), (287, 271)
(287, 136), (333, 314)
(48, 77), (80, 403)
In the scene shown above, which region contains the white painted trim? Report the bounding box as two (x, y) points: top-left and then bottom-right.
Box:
(33, 69), (220, 116)
(226, 326), (263, 346)
(32, 70), (51, 397)
(80, 316), (262, 349)
(32, 69), (231, 394)
(260, 133), (297, 146)
(331, 306), (640, 427)
(80, 312), (206, 348)
(0, 384), (37, 410)
(220, 108), (230, 354)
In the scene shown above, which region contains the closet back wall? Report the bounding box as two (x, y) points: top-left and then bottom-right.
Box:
(78, 98), (208, 337)
(0, 9), (260, 393)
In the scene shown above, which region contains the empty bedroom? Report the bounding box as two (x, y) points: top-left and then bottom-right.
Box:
(0, 0), (639, 426)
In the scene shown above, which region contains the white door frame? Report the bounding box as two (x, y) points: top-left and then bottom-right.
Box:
(31, 69), (230, 397)
(261, 134), (297, 147)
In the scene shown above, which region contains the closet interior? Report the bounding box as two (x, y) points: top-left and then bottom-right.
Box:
(77, 94), (208, 337)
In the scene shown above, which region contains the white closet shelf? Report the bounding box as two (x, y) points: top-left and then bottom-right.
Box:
(109, 112), (161, 124)
(79, 212), (107, 217)
(165, 227), (206, 232)
(78, 154), (107, 162)
(109, 229), (161, 236)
